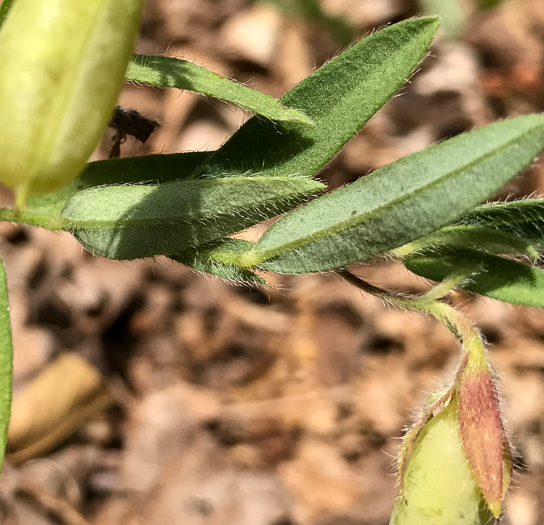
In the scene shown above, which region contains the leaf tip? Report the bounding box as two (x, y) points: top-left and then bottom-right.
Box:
(413, 14), (442, 32)
(290, 110), (315, 128)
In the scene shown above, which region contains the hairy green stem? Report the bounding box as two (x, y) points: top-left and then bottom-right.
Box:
(0, 207), (65, 230)
(337, 269), (486, 365)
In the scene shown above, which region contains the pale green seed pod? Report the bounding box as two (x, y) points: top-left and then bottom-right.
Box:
(0, 0), (146, 208)
(389, 398), (494, 525)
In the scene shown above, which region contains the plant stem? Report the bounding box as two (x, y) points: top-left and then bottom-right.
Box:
(0, 207), (64, 230)
(336, 268), (468, 309)
(337, 269), (486, 365)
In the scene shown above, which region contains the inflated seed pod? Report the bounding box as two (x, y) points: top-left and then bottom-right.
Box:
(0, 0), (146, 208)
(389, 397), (494, 525)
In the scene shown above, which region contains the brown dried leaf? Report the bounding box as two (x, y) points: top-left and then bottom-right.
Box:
(7, 353), (112, 464)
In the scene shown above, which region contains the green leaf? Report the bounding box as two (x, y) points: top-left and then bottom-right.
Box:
(0, 255), (13, 472)
(0, 0), (15, 28)
(198, 17), (440, 179)
(24, 151), (211, 219)
(458, 199), (544, 249)
(22, 17), (438, 226)
(61, 176), (324, 260)
(126, 55), (314, 126)
(392, 225), (539, 259)
(244, 115), (544, 273)
(404, 249), (544, 307)
(171, 239), (265, 285)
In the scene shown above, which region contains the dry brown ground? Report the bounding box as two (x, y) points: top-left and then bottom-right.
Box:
(1, 0), (544, 524)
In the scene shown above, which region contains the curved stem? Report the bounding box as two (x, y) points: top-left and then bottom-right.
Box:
(336, 267), (469, 309)
(428, 301), (487, 371)
(337, 269), (486, 367)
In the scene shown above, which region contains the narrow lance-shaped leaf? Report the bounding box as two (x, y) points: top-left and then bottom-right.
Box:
(126, 55), (314, 126)
(458, 199), (544, 249)
(391, 225), (539, 259)
(61, 176), (324, 260)
(20, 17), (438, 228)
(24, 151), (212, 219)
(405, 249), (544, 308)
(198, 17), (440, 179)
(245, 115), (544, 273)
(0, 254), (13, 473)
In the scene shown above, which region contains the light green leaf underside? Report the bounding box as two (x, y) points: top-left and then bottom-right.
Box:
(0, 255), (13, 473)
(249, 115), (544, 273)
(458, 199), (544, 249)
(393, 225), (539, 259)
(25, 151), (211, 218)
(126, 55), (314, 127)
(61, 176), (324, 260)
(198, 17), (440, 179)
(405, 249), (544, 308)
(21, 17), (438, 229)
(171, 239), (265, 285)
